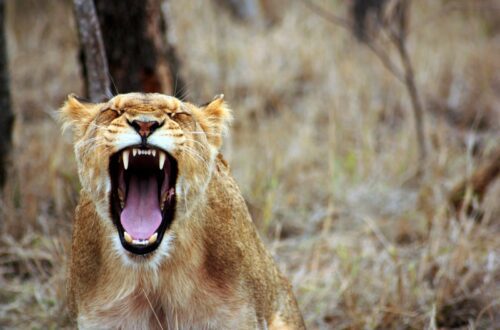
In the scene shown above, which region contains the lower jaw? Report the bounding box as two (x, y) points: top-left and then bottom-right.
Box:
(115, 216), (173, 255)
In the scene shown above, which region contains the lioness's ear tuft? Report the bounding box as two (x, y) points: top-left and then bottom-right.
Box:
(60, 94), (99, 135)
(201, 94), (233, 148)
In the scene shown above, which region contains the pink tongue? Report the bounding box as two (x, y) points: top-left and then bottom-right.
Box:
(120, 175), (162, 240)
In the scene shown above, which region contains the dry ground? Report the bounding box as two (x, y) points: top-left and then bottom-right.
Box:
(1, 0), (499, 329)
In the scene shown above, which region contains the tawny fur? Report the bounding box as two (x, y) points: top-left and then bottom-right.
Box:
(61, 93), (305, 329)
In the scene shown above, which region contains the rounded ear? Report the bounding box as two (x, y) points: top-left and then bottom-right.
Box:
(59, 94), (100, 136)
(200, 94), (233, 148)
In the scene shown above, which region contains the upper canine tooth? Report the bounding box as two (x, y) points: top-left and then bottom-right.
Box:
(124, 231), (133, 244)
(133, 148), (137, 157)
(159, 151), (166, 170)
(123, 150), (130, 170)
(148, 232), (158, 244)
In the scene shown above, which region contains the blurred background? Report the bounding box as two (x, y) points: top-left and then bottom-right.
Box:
(0, 0), (499, 328)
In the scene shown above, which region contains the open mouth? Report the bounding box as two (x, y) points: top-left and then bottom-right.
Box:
(109, 146), (178, 255)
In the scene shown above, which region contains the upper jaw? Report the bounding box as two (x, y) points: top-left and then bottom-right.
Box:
(109, 144), (178, 255)
(120, 146), (168, 171)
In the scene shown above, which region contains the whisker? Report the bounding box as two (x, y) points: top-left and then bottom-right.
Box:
(185, 131), (220, 137)
(181, 146), (210, 171)
(142, 288), (163, 330)
(182, 138), (208, 150)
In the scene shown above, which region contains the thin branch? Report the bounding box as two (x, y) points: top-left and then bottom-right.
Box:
(303, 0), (428, 171)
(301, 0), (405, 83)
(390, 0), (427, 168)
(449, 147), (500, 215)
(73, 0), (112, 102)
(395, 34), (427, 165)
(363, 40), (406, 83)
(301, 0), (351, 29)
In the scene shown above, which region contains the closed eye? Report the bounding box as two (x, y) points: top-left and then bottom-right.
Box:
(96, 108), (121, 125)
(168, 111), (191, 119)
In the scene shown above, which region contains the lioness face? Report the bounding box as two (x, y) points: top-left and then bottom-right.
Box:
(61, 93), (230, 263)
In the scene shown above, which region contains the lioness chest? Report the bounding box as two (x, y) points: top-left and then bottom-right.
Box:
(78, 285), (259, 329)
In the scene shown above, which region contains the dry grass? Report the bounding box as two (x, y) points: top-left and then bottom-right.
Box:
(1, 0), (499, 328)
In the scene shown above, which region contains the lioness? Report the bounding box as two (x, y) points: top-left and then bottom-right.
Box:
(60, 93), (305, 329)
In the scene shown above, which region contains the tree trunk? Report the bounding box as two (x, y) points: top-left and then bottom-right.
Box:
(92, 0), (185, 98)
(392, 0), (427, 175)
(73, 0), (112, 102)
(0, 0), (14, 188)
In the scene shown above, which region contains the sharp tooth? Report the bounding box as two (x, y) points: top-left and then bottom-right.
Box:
(133, 148), (137, 157)
(124, 231), (133, 244)
(148, 232), (158, 244)
(159, 151), (166, 170)
(123, 150), (130, 170)
(152, 150), (156, 157)
(147, 150), (151, 156)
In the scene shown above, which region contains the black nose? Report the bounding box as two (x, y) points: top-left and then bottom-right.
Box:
(128, 120), (162, 145)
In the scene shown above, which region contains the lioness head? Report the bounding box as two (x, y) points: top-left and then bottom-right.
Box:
(61, 93), (231, 261)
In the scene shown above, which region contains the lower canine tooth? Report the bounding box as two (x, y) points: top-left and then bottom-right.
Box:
(124, 231), (133, 243)
(148, 232), (158, 244)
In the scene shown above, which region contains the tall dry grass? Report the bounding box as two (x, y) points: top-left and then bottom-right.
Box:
(0, 0), (499, 328)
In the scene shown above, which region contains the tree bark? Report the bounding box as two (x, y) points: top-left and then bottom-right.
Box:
(0, 0), (14, 188)
(73, 0), (112, 102)
(92, 0), (185, 98)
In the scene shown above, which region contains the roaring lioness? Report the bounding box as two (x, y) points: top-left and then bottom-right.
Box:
(60, 93), (305, 329)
